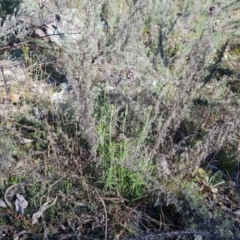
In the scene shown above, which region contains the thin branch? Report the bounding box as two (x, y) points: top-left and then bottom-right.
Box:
(95, 189), (108, 240)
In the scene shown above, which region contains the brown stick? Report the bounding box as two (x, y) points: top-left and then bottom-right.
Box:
(0, 65), (10, 104)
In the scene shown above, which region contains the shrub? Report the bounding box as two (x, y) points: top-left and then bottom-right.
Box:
(1, 0), (240, 239)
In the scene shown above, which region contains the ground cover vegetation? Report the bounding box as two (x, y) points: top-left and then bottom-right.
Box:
(0, 0), (240, 239)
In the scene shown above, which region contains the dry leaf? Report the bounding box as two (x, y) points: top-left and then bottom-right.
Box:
(19, 138), (33, 144)
(13, 230), (28, 240)
(32, 196), (58, 225)
(15, 194), (28, 214)
(9, 93), (21, 103)
(0, 199), (7, 208)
